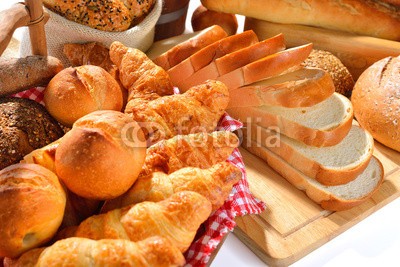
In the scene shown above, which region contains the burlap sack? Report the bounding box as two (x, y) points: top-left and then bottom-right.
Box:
(20, 0), (162, 66)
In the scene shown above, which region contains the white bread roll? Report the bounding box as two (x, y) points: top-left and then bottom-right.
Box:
(44, 65), (124, 127)
(201, 0), (400, 41)
(0, 163), (66, 258)
(55, 110), (147, 200)
(351, 55), (400, 152)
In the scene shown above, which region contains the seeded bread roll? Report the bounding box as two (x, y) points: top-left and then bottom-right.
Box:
(302, 49), (355, 97)
(0, 97), (64, 170)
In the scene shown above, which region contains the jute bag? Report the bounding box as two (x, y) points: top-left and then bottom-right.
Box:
(20, 0), (162, 66)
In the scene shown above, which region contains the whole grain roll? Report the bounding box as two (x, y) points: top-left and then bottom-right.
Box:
(0, 163), (66, 258)
(0, 97), (64, 170)
(44, 65), (124, 127)
(55, 110), (147, 200)
(351, 55), (400, 152)
(302, 49), (355, 97)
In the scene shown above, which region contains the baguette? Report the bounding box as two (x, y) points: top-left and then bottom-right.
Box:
(228, 93), (353, 147)
(152, 25), (228, 70)
(176, 34), (286, 92)
(244, 141), (384, 211)
(168, 30), (259, 89)
(201, 0), (400, 41)
(227, 67), (335, 109)
(217, 43), (313, 90)
(0, 56), (63, 97)
(245, 124), (374, 185)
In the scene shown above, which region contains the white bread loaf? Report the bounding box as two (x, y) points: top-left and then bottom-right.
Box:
(228, 67), (335, 109)
(244, 141), (384, 211)
(245, 124), (374, 185)
(201, 0), (400, 41)
(351, 55), (400, 152)
(174, 33), (286, 91)
(228, 92), (353, 147)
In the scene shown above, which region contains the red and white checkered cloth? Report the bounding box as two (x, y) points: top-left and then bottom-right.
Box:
(12, 88), (266, 267)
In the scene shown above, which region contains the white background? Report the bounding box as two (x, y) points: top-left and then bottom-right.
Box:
(1, 1), (400, 266)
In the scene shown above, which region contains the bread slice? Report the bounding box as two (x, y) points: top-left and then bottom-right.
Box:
(217, 43), (313, 90)
(228, 67), (335, 109)
(228, 92), (353, 147)
(152, 25), (228, 70)
(168, 30), (259, 88)
(244, 140), (384, 211)
(175, 33), (286, 91)
(244, 124), (374, 185)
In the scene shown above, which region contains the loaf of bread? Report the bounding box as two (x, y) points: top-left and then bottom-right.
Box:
(43, 0), (156, 31)
(0, 98), (64, 170)
(351, 55), (400, 152)
(201, 0), (400, 41)
(191, 4), (238, 36)
(55, 110), (147, 200)
(43, 65), (124, 127)
(0, 56), (63, 97)
(0, 163), (66, 258)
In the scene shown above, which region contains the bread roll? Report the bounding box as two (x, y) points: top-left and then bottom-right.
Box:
(191, 5), (238, 36)
(55, 110), (147, 200)
(0, 163), (66, 258)
(44, 65), (123, 127)
(201, 0), (400, 41)
(351, 55), (400, 152)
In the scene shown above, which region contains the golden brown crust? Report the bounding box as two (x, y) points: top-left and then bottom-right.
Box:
(0, 163), (66, 258)
(351, 55), (400, 152)
(44, 65), (124, 127)
(201, 0), (400, 41)
(55, 110), (147, 200)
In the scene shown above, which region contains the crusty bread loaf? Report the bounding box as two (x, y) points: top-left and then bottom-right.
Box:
(153, 25), (228, 70)
(245, 142), (384, 211)
(0, 163), (66, 258)
(228, 67), (335, 108)
(0, 56), (63, 97)
(43, 0), (156, 31)
(55, 110), (147, 200)
(245, 124), (374, 185)
(351, 55), (400, 152)
(229, 92), (353, 147)
(201, 0), (400, 41)
(44, 65), (124, 127)
(191, 4), (238, 35)
(302, 49), (355, 97)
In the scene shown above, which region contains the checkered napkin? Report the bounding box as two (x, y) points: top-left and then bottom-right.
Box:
(12, 88), (266, 267)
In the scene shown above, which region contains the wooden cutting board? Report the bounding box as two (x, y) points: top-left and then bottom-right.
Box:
(234, 141), (400, 266)
(244, 17), (400, 80)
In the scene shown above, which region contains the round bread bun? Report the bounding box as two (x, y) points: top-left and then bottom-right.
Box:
(191, 5), (238, 36)
(55, 110), (147, 200)
(351, 55), (400, 152)
(0, 163), (66, 258)
(43, 65), (124, 127)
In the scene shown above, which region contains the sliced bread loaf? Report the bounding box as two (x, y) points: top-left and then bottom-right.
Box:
(244, 140), (384, 211)
(228, 92), (353, 147)
(228, 67), (335, 109)
(244, 124), (374, 185)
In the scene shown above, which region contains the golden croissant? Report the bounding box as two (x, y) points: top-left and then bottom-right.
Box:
(4, 236), (185, 267)
(102, 162), (242, 213)
(140, 131), (239, 176)
(73, 191), (211, 253)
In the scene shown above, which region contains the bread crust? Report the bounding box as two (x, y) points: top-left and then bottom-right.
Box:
(351, 55), (400, 152)
(201, 0), (400, 41)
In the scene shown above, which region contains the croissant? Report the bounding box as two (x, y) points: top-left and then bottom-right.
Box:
(73, 191), (211, 253)
(109, 41), (174, 100)
(4, 236), (185, 267)
(125, 80), (230, 145)
(102, 162), (242, 213)
(140, 131), (239, 176)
